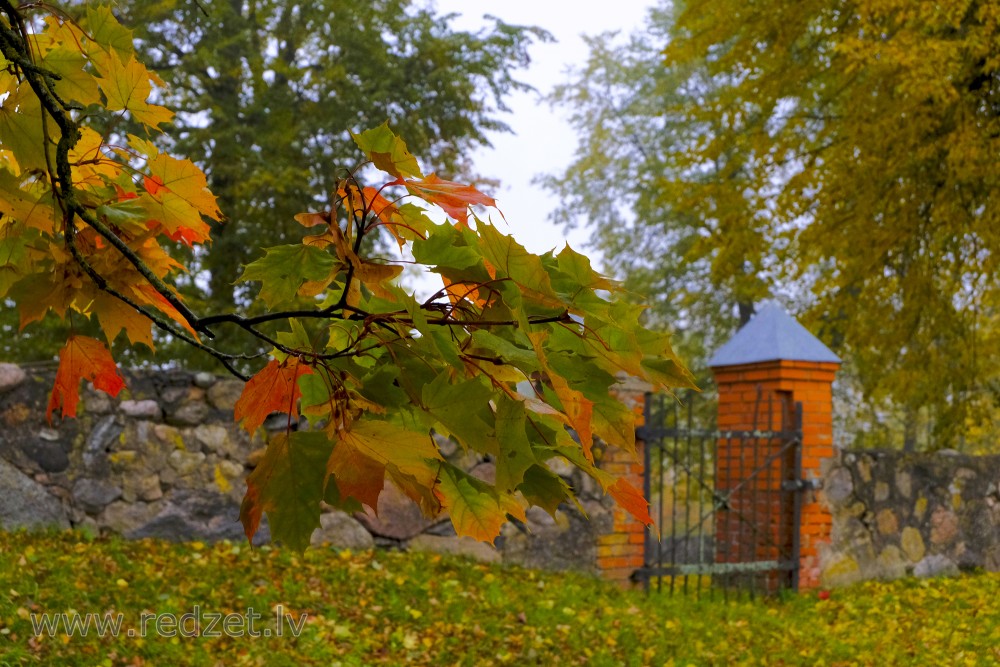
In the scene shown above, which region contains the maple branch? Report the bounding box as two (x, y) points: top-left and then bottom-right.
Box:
(0, 10), (211, 342)
(199, 305), (573, 331)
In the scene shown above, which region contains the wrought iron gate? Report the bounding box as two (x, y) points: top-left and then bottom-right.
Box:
(634, 389), (806, 596)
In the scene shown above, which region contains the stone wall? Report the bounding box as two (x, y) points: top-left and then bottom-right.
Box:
(0, 364), (613, 572)
(821, 449), (1000, 586)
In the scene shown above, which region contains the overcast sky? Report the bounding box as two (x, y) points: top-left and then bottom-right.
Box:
(427, 1), (654, 263)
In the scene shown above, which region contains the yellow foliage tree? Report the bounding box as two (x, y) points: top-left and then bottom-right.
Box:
(554, 0), (1000, 447)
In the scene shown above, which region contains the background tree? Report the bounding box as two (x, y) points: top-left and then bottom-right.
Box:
(0, 1), (693, 549)
(4, 0), (550, 366)
(538, 3), (772, 393)
(547, 0), (1000, 448)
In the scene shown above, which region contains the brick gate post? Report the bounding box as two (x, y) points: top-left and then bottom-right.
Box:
(708, 304), (841, 589)
(595, 376), (650, 585)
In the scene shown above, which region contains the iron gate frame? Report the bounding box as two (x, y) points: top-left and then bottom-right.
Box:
(633, 389), (807, 596)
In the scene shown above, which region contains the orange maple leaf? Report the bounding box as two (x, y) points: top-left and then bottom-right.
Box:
(607, 477), (654, 527)
(404, 174), (498, 227)
(47, 336), (126, 423)
(233, 358), (314, 434)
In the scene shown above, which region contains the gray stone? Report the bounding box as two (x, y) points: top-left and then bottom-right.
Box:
(153, 423), (184, 446)
(355, 482), (439, 541)
(123, 474), (162, 503)
(119, 399), (163, 420)
(874, 481), (890, 502)
(214, 460), (244, 498)
(20, 440), (69, 473)
(525, 506), (557, 528)
(100, 500), (163, 534)
(824, 467), (854, 505)
(207, 380), (244, 411)
(194, 372), (217, 389)
(0, 363), (26, 393)
(914, 554), (959, 578)
(857, 455), (872, 483)
(127, 489), (252, 543)
(310, 511), (375, 550)
(469, 461), (496, 485)
(0, 457), (69, 529)
(409, 534), (500, 563)
(168, 450), (206, 477)
(194, 424), (236, 458)
(72, 478), (122, 513)
(84, 416), (122, 474)
(38, 428), (60, 442)
(546, 456), (575, 479)
(434, 433), (458, 458)
(896, 471), (912, 499)
(160, 386), (192, 405)
(822, 554), (863, 587)
(876, 546), (908, 579)
(502, 501), (608, 572)
(82, 390), (113, 414)
(166, 400), (210, 426)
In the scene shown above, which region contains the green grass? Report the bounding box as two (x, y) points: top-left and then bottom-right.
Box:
(1, 531), (999, 665)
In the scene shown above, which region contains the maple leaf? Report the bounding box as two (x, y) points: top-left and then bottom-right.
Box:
(434, 463), (526, 544)
(94, 49), (173, 127)
(40, 46), (102, 107)
(0, 83), (49, 172)
(405, 174), (499, 227)
(325, 434), (386, 511)
(240, 431), (333, 550)
(351, 121), (423, 179)
(92, 291), (154, 349)
(46, 336), (126, 423)
(238, 244), (339, 308)
(329, 420), (443, 514)
(130, 284), (199, 339)
(146, 153), (222, 221)
(606, 477), (654, 527)
(528, 331), (596, 461)
(83, 4), (135, 57)
(234, 358), (314, 434)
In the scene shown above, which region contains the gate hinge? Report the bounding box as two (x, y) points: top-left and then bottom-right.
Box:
(782, 478), (822, 492)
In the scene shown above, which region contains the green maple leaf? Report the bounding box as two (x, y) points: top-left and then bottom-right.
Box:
(421, 375), (496, 455)
(494, 397), (537, 493)
(238, 244), (339, 308)
(517, 465), (572, 518)
(240, 431), (334, 551)
(434, 463), (525, 545)
(351, 121), (423, 179)
(0, 85), (49, 171)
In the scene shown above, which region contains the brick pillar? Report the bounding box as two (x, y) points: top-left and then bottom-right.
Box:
(595, 376), (648, 585)
(709, 305), (840, 590)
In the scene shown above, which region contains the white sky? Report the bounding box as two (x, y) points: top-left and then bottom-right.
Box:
(428, 1), (654, 263)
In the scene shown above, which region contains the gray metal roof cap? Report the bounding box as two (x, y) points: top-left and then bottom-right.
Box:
(707, 303), (841, 367)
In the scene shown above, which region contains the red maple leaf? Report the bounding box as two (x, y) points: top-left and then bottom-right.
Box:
(233, 358), (314, 434)
(47, 336), (126, 423)
(404, 174), (499, 227)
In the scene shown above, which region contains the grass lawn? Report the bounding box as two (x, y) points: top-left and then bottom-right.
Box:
(1, 531), (999, 665)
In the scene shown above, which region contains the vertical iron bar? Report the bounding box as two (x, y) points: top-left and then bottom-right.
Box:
(790, 401), (804, 592)
(698, 392), (707, 600)
(767, 391), (774, 594)
(669, 396), (678, 595)
(657, 395), (665, 594)
(642, 392), (653, 594)
(683, 395), (693, 596)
